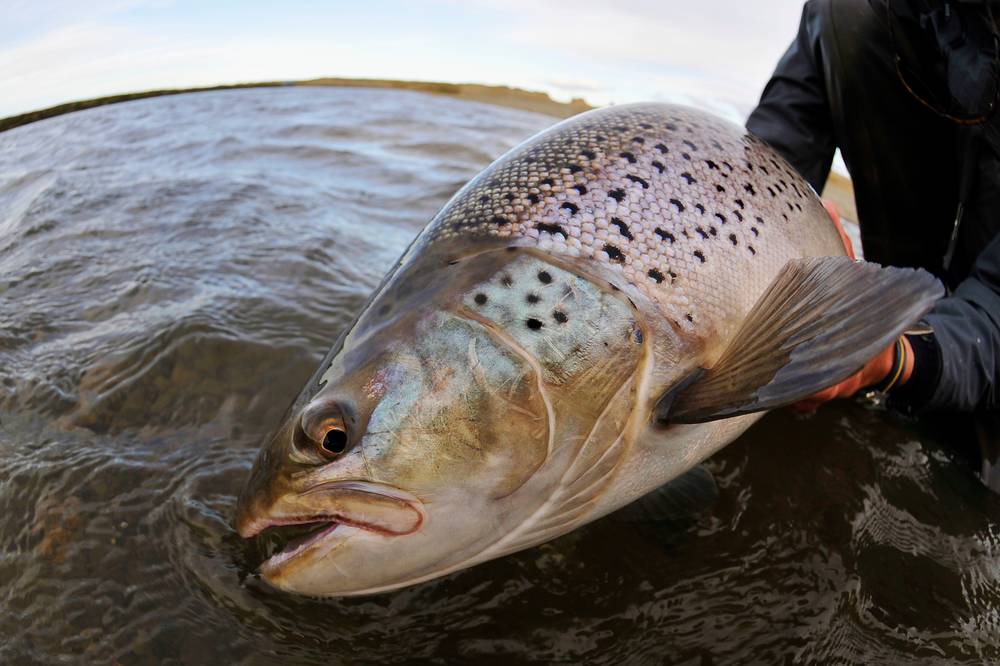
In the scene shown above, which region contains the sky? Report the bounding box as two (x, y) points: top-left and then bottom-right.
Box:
(0, 0), (808, 121)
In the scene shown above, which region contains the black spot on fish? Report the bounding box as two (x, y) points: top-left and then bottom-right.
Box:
(652, 160), (665, 173)
(709, 226), (718, 236)
(655, 228), (675, 243)
(714, 213), (727, 224)
(722, 161), (733, 171)
(695, 203), (705, 215)
(715, 184), (725, 193)
(526, 318), (543, 330)
(611, 217), (633, 240)
(748, 245), (756, 255)
(686, 313), (694, 322)
(608, 188), (626, 202)
(782, 213), (789, 221)
(787, 202), (794, 212)
(620, 151), (637, 163)
(733, 210), (743, 222)
(535, 222), (567, 237)
(693, 250), (705, 263)
(572, 184), (587, 195)
(795, 202), (802, 211)
(648, 268), (665, 283)
(755, 215), (764, 225)
(729, 233), (738, 246)
(528, 193), (540, 204)
(568, 164), (582, 174)
(540, 178), (554, 187)
(767, 186), (776, 197)
(669, 198), (684, 213)
(538, 271), (552, 284)
(625, 174), (649, 188)
(761, 165), (770, 175)
(683, 139), (697, 151)
(604, 244), (625, 262)
(706, 159), (719, 170)
(744, 183), (756, 195)
(490, 215), (510, 226)
(474, 293), (488, 305)
(669, 270), (677, 282)
(632, 136), (645, 144)
(501, 275), (513, 287)
(681, 172), (696, 184)
(581, 149), (596, 159)
(682, 152), (691, 160)
(696, 227), (708, 239)
(553, 310), (568, 324)
(526, 293), (540, 304)
(751, 226), (759, 236)
(479, 194), (490, 204)
(734, 198), (744, 209)
(655, 143), (669, 154)
(561, 202), (579, 215)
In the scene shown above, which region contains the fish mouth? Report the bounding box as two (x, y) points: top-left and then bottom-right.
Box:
(237, 481), (424, 575)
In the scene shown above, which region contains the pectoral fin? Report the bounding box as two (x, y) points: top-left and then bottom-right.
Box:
(659, 257), (943, 424)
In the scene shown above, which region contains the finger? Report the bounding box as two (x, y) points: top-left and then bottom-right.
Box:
(823, 199), (856, 260)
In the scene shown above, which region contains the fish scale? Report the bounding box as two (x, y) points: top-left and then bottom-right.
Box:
(426, 103), (840, 344)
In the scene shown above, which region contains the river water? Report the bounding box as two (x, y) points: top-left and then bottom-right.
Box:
(1, 87), (999, 664)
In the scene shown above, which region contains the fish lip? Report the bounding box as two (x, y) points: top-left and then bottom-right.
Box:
(238, 480), (425, 573)
(238, 480), (425, 538)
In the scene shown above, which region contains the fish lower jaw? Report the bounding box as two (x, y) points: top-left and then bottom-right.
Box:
(258, 518), (401, 575)
(261, 520), (341, 571)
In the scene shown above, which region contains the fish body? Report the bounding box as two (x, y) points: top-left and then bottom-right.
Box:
(235, 104), (941, 596)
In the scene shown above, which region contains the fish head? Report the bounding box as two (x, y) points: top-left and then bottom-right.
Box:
(235, 248), (652, 595)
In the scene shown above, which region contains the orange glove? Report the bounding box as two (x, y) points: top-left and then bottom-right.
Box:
(790, 201), (913, 412)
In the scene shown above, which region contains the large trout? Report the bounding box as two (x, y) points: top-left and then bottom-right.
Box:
(235, 103), (941, 596)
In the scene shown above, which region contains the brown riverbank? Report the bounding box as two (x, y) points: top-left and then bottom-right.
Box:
(0, 78), (592, 134)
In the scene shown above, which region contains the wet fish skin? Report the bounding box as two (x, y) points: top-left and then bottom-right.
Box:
(234, 103), (939, 596)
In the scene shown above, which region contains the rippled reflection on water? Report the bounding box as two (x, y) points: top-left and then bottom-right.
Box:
(2, 87), (999, 664)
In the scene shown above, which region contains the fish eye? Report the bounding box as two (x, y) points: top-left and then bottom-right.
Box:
(320, 427), (349, 456)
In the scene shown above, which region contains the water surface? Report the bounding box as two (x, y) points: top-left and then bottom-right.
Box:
(1, 87), (999, 664)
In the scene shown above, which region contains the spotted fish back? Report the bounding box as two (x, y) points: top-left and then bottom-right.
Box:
(423, 104), (844, 341)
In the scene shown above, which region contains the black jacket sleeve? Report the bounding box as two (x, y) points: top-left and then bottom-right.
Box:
(745, 1), (837, 193)
(913, 234), (1000, 411)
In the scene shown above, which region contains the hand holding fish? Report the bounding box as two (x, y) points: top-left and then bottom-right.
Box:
(791, 201), (914, 412)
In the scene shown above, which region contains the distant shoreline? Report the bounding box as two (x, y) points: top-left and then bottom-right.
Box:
(0, 76), (854, 220)
(0, 77), (593, 134)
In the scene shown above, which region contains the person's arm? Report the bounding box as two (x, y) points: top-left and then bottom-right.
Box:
(797, 232), (1000, 414)
(745, 0), (838, 192)
(891, 233), (1000, 413)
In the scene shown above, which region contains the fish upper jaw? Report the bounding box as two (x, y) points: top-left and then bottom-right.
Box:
(235, 480), (425, 577)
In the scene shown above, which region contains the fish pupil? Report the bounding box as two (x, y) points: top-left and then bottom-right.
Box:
(322, 429), (348, 455)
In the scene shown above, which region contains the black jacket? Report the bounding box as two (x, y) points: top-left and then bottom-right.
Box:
(746, 0), (1000, 413)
